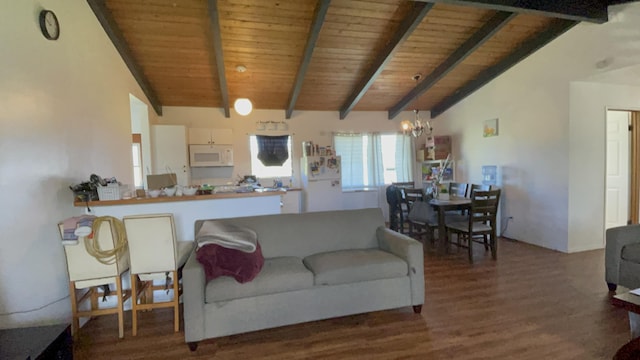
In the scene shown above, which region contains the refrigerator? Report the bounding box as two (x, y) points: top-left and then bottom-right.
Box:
(300, 155), (342, 212)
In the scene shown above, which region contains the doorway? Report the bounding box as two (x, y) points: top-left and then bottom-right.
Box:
(129, 94), (150, 189)
(605, 109), (640, 232)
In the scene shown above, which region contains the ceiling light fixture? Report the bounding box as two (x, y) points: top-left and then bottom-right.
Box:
(233, 65), (253, 116)
(400, 74), (432, 137)
(234, 98), (253, 116)
(401, 109), (432, 138)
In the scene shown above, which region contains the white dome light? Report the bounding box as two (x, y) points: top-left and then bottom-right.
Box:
(234, 98), (253, 116)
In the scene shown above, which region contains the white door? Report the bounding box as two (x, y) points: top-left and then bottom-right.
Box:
(605, 110), (630, 230)
(152, 125), (190, 186)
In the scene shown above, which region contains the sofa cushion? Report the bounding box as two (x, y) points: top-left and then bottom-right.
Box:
(303, 249), (408, 286)
(205, 256), (314, 303)
(622, 243), (640, 263)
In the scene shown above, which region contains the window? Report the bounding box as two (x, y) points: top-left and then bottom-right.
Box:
(249, 135), (293, 178)
(334, 133), (412, 189)
(132, 134), (143, 189)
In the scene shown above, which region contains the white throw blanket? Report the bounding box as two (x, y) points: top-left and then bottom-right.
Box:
(196, 221), (258, 253)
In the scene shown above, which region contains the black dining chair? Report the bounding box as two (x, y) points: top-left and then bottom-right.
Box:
(396, 187), (412, 234)
(407, 199), (439, 246)
(385, 185), (400, 232)
(446, 189), (501, 263)
(469, 183), (491, 197)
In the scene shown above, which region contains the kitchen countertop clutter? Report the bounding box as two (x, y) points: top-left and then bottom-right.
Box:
(70, 173), (300, 207)
(73, 185), (301, 207)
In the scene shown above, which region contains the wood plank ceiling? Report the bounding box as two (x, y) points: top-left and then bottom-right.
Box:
(89, 0), (626, 119)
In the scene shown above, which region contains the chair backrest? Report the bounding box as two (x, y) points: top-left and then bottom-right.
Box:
(123, 213), (178, 274)
(386, 185), (399, 206)
(448, 182), (468, 198)
(396, 187), (411, 211)
(469, 189), (501, 227)
(58, 219), (127, 283)
(469, 184), (491, 197)
(392, 181), (414, 189)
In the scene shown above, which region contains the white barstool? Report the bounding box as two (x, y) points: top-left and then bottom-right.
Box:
(58, 217), (130, 339)
(123, 213), (194, 336)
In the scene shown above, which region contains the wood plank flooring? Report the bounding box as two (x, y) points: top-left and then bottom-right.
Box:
(73, 238), (630, 359)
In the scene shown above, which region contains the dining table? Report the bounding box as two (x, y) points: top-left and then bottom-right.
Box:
(428, 197), (472, 254)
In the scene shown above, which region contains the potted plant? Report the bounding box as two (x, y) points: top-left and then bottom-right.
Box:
(438, 185), (449, 200)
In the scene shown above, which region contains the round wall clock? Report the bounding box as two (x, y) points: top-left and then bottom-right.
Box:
(39, 10), (60, 40)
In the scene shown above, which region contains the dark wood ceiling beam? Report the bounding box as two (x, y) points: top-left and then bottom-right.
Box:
(388, 11), (515, 120)
(87, 0), (163, 116)
(339, 2), (433, 120)
(429, 19), (578, 119)
(414, 0), (609, 23)
(207, 0), (230, 118)
(285, 0), (331, 119)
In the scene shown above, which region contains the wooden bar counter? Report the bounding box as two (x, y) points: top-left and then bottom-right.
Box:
(73, 190), (296, 242)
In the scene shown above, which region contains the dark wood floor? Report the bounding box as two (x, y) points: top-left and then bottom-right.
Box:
(73, 238), (631, 359)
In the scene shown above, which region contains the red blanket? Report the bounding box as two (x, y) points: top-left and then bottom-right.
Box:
(196, 242), (264, 283)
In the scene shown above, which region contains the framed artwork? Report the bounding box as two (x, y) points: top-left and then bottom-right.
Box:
(483, 118), (498, 137)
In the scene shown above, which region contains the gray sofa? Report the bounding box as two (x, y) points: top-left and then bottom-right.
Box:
(183, 208), (424, 351)
(606, 224), (640, 291)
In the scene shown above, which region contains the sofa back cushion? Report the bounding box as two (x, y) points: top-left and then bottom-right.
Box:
(194, 208), (385, 258)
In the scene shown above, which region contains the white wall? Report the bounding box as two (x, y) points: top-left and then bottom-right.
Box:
(432, 3), (640, 252)
(0, 1), (155, 328)
(568, 82), (640, 252)
(430, 42), (572, 251)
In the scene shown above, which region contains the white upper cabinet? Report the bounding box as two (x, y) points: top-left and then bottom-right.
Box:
(188, 128), (233, 145)
(151, 125), (190, 186)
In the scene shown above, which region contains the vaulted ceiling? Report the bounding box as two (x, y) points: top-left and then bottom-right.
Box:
(87, 0), (633, 119)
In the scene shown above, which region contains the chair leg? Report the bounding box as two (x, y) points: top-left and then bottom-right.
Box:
(131, 274), (138, 336)
(115, 276), (125, 339)
(468, 234), (474, 264)
(483, 234), (489, 251)
(69, 281), (79, 338)
(145, 283), (154, 306)
(173, 270), (180, 333)
(90, 287), (99, 311)
(490, 232), (497, 260)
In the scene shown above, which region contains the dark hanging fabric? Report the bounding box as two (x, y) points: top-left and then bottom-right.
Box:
(386, 185), (399, 232)
(256, 135), (289, 166)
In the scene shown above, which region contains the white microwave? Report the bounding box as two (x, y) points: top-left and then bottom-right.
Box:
(189, 144), (233, 167)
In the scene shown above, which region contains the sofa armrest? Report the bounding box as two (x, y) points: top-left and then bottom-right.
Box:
(606, 225), (640, 285)
(376, 226), (424, 306)
(183, 248), (206, 342)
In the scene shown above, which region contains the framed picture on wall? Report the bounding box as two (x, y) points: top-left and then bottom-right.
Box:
(483, 118), (498, 137)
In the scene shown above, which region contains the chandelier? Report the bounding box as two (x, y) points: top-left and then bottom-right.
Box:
(400, 109), (432, 138)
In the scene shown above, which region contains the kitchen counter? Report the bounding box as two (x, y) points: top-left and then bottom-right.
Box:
(73, 188), (301, 207)
(73, 188), (301, 242)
